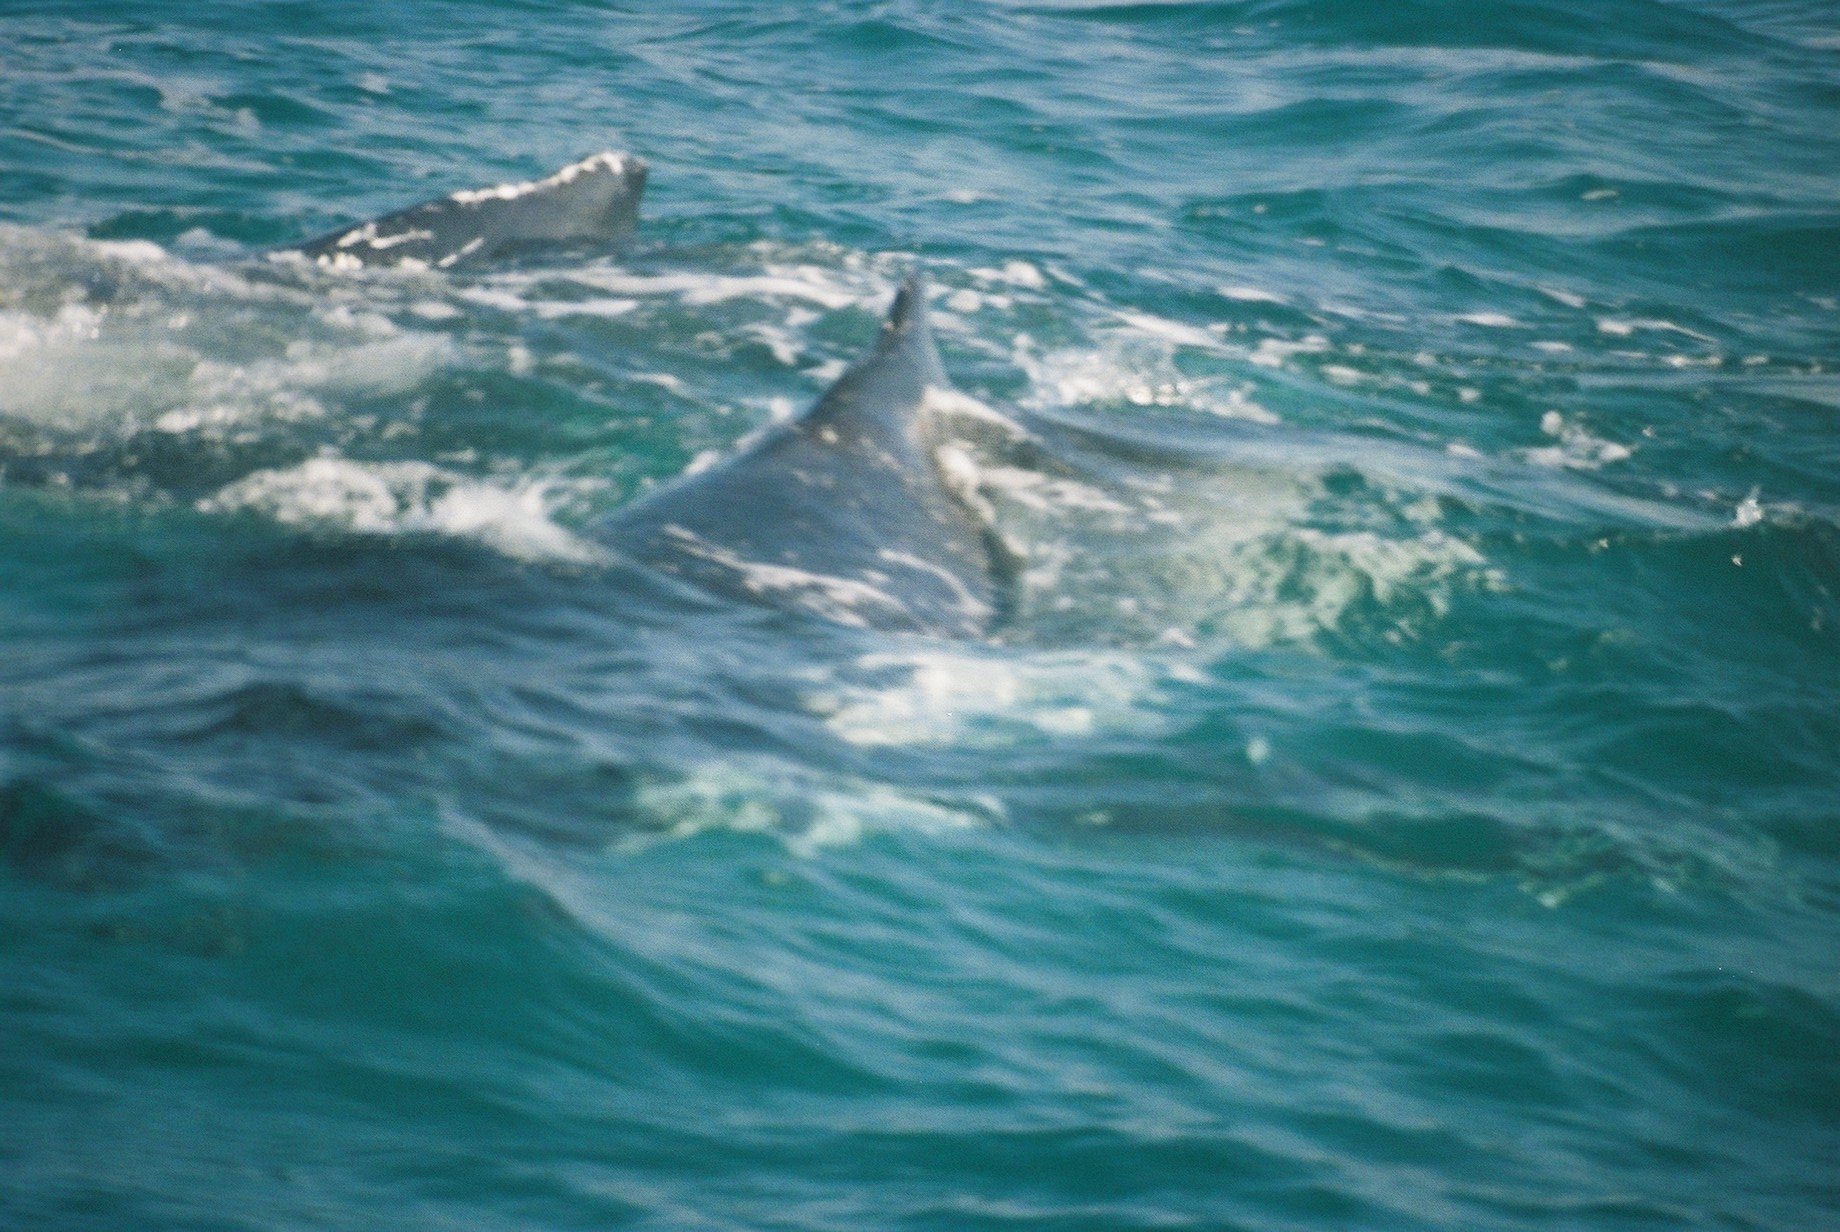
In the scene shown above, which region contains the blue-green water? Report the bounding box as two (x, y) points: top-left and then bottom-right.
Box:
(4, 1), (1839, 1227)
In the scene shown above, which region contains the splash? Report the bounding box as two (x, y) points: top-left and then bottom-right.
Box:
(627, 759), (991, 856)
(1525, 410), (1635, 470)
(203, 456), (602, 564)
(811, 648), (1181, 748)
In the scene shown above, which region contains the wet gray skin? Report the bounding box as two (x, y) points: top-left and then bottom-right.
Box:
(288, 151), (647, 269)
(598, 277), (1014, 639)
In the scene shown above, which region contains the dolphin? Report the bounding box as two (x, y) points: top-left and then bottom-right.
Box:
(598, 277), (1014, 638)
(286, 151), (647, 270)
(279, 156), (1008, 635)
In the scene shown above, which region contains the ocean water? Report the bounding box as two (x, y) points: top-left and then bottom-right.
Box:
(4, 1), (1839, 1227)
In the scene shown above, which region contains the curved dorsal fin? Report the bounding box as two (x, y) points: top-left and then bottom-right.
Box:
(884, 273), (927, 334)
(801, 274), (943, 444)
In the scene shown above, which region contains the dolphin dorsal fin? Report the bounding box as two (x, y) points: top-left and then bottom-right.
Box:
(884, 274), (928, 335)
(800, 275), (944, 445)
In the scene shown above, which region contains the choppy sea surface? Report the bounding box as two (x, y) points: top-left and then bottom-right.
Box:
(4, 2), (1839, 1228)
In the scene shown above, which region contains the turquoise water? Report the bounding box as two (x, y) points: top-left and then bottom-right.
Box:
(4, 1), (1840, 1227)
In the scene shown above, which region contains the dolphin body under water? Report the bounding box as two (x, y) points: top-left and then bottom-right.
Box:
(597, 279), (1014, 638)
(287, 151), (648, 269)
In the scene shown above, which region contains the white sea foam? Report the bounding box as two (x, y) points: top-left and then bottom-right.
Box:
(1016, 339), (1278, 424)
(1247, 335), (1330, 369)
(1208, 523), (1499, 650)
(1006, 450), (1503, 652)
(631, 371), (687, 394)
(0, 231), (363, 432)
(457, 286), (531, 312)
(630, 760), (988, 855)
(1596, 317), (1715, 343)
(812, 649), (1175, 748)
(0, 302), (105, 363)
(967, 260), (1048, 290)
(203, 456), (601, 563)
(805, 358), (848, 385)
(961, 462), (1129, 516)
(1733, 490), (1764, 528)
(173, 331), (454, 429)
(557, 266), (861, 310)
(1524, 410), (1634, 470)
(89, 239), (172, 266)
(0, 303), (169, 430)
(1113, 309), (1221, 350)
(531, 296), (639, 320)
(1538, 286), (1589, 309)
(745, 321), (803, 366)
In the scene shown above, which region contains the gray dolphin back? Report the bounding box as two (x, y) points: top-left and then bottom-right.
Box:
(288, 151), (647, 269)
(602, 278), (1008, 638)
